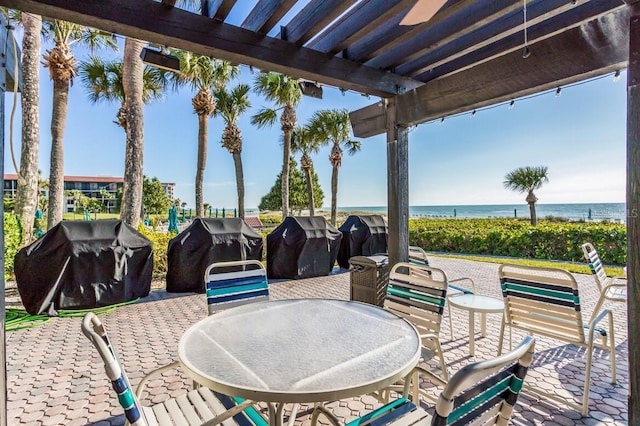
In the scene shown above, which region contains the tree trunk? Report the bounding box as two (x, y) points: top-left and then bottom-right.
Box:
(304, 167), (314, 216)
(281, 130), (291, 219)
(15, 13), (42, 244)
(331, 164), (339, 226)
(526, 190), (538, 226)
(47, 78), (69, 229)
(195, 113), (208, 218)
(232, 151), (245, 219)
(120, 38), (145, 227)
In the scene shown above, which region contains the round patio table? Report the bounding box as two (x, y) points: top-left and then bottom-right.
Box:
(447, 294), (504, 357)
(178, 298), (421, 426)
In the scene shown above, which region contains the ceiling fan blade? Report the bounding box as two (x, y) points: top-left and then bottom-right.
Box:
(400, 0), (448, 25)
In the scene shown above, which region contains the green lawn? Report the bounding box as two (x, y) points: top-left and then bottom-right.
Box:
(62, 212), (120, 220)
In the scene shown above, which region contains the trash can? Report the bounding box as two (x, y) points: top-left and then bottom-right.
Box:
(349, 255), (390, 306)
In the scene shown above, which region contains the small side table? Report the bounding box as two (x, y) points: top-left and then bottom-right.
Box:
(448, 294), (504, 357)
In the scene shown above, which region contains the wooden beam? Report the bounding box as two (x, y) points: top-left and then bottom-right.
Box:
(241, 0), (292, 33)
(350, 102), (385, 139)
(0, 0), (422, 97)
(627, 9), (640, 425)
(406, 0), (622, 79)
(307, 0), (413, 54)
(281, 0), (356, 45)
(350, 7), (630, 136)
(161, 0), (177, 7)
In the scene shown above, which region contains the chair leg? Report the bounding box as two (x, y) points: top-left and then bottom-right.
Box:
(582, 344), (595, 417)
(608, 312), (617, 384)
(497, 318), (506, 356)
(411, 371), (420, 405)
(448, 304), (454, 341)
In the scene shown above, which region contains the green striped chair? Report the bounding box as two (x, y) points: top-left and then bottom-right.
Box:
(82, 312), (267, 426)
(312, 336), (535, 426)
(381, 262), (451, 403)
(581, 242), (627, 317)
(205, 260), (269, 315)
(409, 246), (476, 340)
(498, 263), (617, 416)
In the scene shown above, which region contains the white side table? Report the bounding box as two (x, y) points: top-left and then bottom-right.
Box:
(447, 294), (504, 357)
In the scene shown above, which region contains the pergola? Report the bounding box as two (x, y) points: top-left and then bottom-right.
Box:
(0, 0), (637, 423)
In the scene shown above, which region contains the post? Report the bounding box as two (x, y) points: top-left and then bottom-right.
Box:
(627, 9), (640, 423)
(0, 31), (6, 426)
(385, 98), (409, 267)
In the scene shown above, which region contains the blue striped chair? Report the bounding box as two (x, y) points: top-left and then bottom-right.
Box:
(82, 312), (266, 426)
(581, 242), (627, 317)
(312, 336), (535, 425)
(498, 263), (617, 416)
(381, 262), (450, 403)
(409, 246), (476, 340)
(204, 260), (269, 315)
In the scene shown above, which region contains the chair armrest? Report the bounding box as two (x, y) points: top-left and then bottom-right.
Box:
(135, 361), (180, 399)
(411, 365), (448, 387)
(587, 308), (613, 343)
(449, 277), (476, 293)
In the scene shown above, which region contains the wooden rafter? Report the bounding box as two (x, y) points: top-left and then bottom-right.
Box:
(350, 6), (630, 137)
(0, 0), (421, 97)
(281, 0), (356, 45)
(241, 0), (295, 33)
(416, 0), (623, 82)
(307, 0), (413, 54)
(201, 0), (236, 21)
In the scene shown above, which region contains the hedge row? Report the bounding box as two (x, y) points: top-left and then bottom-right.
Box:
(408, 218), (626, 265)
(4, 214), (23, 281)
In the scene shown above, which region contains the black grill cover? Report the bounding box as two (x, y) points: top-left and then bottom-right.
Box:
(166, 218), (263, 293)
(15, 220), (153, 316)
(337, 215), (388, 268)
(267, 216), (342, 279)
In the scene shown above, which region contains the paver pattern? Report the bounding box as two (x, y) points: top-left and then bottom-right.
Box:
(6, 257), (628, 425)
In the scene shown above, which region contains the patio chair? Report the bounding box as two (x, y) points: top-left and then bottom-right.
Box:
(380, 262), (450, 403)
(204, 260), (269, 315)
(312, 336), (535, 426)
(409, 245), (476, 339)
(498, 263), (616, 416)
(581, 242), (627, 317)
(81, 312), (266, 426)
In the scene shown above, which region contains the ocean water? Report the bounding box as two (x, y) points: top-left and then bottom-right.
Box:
(329, 203), (627, 222)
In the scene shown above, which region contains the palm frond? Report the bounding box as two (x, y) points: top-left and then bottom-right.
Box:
(251, 108), (278, 128)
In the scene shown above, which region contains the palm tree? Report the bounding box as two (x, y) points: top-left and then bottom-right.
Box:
(251, 72), (302, 219)
(79, 54), (169, 226)
(290, 125), (321, 216)
(8, 10), (42, 244)
(503, 166), (549, 226)
(43, 20), (117, 229)
(308, 109), (361, 225)
(172, 50), (238, 218)
(213, 84), (251, 219)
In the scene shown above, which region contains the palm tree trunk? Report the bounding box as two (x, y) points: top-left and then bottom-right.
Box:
(526, 190), (538, 226)
(331, 164), (339, 226)
(47, 78), (69, 229)
(15, 13), (42, 244)
(195, 113), (208, 218)
(120, 37), (145, 227)
(232, 151), (245, 219)
(281, 130), (291, 219)
(304, 168), (315, 216)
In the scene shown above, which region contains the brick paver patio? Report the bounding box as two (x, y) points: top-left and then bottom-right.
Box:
(6, 257), (628, 425)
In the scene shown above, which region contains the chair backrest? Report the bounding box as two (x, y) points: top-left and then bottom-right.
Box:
(81, 313), (147, 426)
(204, 260), (269, 315)
(582, 242), (607, 292)
(499, 263), (586, 345)
(384, 262), (448, 339)
(408, 245), (430, 266)
(431, 336), (535, 425)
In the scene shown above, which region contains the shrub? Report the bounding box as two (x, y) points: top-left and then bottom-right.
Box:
(409, 218), (626, 265)
(4, 214), (23, 281)
(138, 226), (174, 279)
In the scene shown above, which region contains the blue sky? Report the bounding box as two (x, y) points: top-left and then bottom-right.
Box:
(3, 19), (628, 210)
